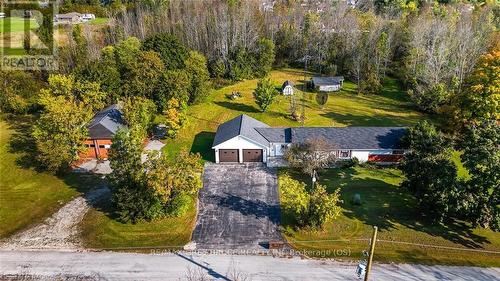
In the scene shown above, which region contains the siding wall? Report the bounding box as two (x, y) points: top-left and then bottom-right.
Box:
(82, 139), (113, 159)
(213, 136), (268, 163)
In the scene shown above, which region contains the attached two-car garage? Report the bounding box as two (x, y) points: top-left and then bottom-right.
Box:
(218, 149), (263, 163)
(212, 115), (271, 164)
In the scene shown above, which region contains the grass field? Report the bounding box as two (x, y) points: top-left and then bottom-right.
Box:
(279, 167), (500, 267)
(163, 69), (426, 161)
(88, 18), (109, 25)
(0, 116), (96, 238)
(0, 17), (39, 34)
(80, 199), (196, 250)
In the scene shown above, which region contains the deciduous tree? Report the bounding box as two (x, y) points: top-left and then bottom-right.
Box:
(401, 121), (459, 222)
(185, 51), (212, 104)
(284, 137), (337, 177)
(32, 94), (91, 173)
(458, 50), (500, 123)
(458, 121), (500, 230)
(253, 78), (278, 112)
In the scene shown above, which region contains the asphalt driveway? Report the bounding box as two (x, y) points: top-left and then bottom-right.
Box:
(192, 163), (282, 250)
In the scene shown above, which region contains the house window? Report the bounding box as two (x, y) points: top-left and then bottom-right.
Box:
(393, 150), (404, 155)
(87, 144), (95, 148)
(99, 145), (106, 148)
(340, 150), (350, 158)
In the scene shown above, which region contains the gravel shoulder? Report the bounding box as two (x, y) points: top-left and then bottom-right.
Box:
(0, 187), (109, 250)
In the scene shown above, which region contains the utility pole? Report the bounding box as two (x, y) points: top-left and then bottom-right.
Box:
(364, 226), (378, 281)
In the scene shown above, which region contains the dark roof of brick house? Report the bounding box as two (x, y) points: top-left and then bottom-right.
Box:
(87, 104), (126, 139)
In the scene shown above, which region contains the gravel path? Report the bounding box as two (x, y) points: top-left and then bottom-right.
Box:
(0, 187), (109, 250)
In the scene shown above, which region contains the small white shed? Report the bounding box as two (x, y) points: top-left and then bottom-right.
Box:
(281, 80), (294, 96)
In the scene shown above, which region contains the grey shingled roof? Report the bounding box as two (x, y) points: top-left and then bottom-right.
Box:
(311, 76), (344, 86)
(255, 128), (292, 143)
(212, 114), (270, 147)
(87, 104), (126, 139)
(290, 127), (407, 149)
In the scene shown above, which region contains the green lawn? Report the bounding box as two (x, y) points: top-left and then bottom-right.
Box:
(163, 68), (426, 161)
(451, 151), (471, 180)
(0, 116), (96, 238)
(87, 18), (109, 25)
(279, 167), (500, 267)
(0, 17), (39, 34)
(80, 198), (196, 250)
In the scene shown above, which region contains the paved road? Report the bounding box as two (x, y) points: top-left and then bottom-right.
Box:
(192, 164), (282, 249)
(1, 250), (498, 280)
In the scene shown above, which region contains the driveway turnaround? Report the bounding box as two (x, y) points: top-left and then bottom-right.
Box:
(192, 163), (282, 250)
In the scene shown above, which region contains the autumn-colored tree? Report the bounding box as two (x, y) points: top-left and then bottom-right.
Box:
(31, 74), (106, 172)
(121, 97), (157, 138)
(32, 94), (91, 173)
(41, 74), (107, 112)
(459, 50), (500, 123)
(0, 71), (45, 114)
(308, 184), (342, 229)
(163, 98), (187, 138)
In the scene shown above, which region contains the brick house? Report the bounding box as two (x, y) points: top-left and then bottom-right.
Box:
(83, 104), (125, 159)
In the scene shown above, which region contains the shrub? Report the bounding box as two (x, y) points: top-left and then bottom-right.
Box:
(279, 174), (342, 229)
(278, 173), (309, 226)
(167, 193), (193, 217)
(308, 184), (342, 229)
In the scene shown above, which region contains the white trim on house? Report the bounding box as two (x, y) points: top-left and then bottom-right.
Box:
(212, 135), (268, 163)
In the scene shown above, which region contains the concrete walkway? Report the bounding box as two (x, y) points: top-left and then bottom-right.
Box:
(0, 250), (498, 280)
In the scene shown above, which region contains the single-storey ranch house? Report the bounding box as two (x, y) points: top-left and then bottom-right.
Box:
(83, 104), (125, 159)
(212, 114), (407, 167)
(310, 76), (344, 92)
